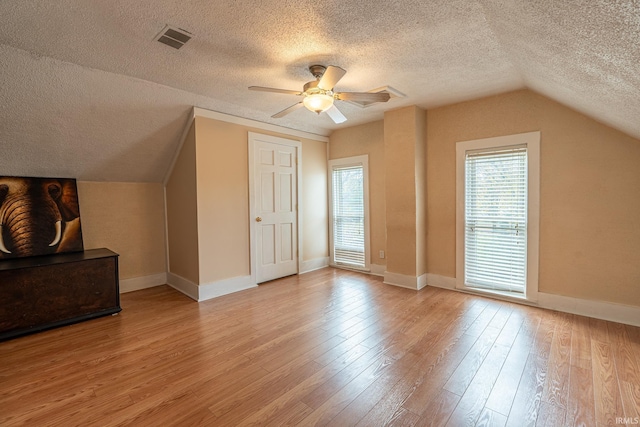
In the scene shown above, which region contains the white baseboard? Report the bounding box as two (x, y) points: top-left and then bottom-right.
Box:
(370, 264), (386, 277)
(198, 275), (257, 301)
(384, 271), (428, 290)
(167, 272), (257, 302)
(426, 273), (456, 290)
(425, 273), (640, 327)
(120, 273), (167, 293)
(166, 272), (199, 301)
(418, 273), (428, 290)
(300, 257), (330, 274)
(537, 292), (640, 328)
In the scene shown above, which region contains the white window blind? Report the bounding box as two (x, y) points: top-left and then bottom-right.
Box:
(332, 165), (365, 267)
(465, 146), (527, 293)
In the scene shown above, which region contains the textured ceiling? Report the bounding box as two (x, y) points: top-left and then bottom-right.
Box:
(0, 0), (638, 181)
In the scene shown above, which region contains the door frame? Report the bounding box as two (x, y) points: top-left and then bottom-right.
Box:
(248, 132), (302, 285)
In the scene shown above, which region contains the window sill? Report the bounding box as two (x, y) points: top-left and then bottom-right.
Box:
(330, 263), (370, 274)
(457, 285), (530, 304)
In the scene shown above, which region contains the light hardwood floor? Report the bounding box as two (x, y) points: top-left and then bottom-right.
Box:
(1, 268), (639, 426)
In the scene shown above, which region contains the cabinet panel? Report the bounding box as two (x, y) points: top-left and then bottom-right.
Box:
(0, 248), (121, 340)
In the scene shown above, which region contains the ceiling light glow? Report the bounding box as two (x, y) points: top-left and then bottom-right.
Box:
(303, 93), (334, 114)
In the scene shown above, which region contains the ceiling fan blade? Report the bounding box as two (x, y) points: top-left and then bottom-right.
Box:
(325, 105), (347, 124)
(318, 66), (346, 90)
(272, 102), (304, 118)
(336, 91), (391, 103)
(249, 86), (302, 96)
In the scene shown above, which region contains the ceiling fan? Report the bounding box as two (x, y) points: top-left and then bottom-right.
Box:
(249, 65), (391, 124)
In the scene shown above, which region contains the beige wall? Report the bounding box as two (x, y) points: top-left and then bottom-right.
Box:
(301, 136), (329, 261)
(168, 116), (329, 286)
(194, 117), (251, 284)
(77, 181), (167, 280)
(384, 107), (422, 277)
(415, 109), (427, 277)
(329, 120), (386, 268)
(165, 121), (200, 283)
(427, 89), (640, 306)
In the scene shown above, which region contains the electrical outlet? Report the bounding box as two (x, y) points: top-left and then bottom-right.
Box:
(379, 250), (385, 259)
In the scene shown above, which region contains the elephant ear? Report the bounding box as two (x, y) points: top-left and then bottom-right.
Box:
(57, 180), (81, 221)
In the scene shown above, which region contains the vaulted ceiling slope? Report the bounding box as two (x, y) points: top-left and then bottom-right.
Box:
(0, 1), (638, 182)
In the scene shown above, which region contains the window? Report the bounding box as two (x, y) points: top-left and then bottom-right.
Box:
(329, 155), (370, 270)
(456, 132), (540, 300)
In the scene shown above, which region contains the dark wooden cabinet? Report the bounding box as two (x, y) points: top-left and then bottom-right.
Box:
(0, 248), (121, 341)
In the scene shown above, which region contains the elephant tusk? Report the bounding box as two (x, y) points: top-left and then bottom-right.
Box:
(0, 224), (11, 254)
(49, 220), (62, 247)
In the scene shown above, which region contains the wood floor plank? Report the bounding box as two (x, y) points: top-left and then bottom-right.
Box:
(257, 332), (346, 373)
(589, 317), (610, 343)
(184, 356), (270, 403)
(475, 408), (507, 427)
(565, 364), (596, 427)
(541, 312), (572, 409)
(357, 319), (479, 425)
(0, 268), (637, 426)
(569, 315), (592, 370)
(234, 342), (373, 425)
(505, 350), (549, 426)
(398, 313), (492, 417)
(445, 341), (512, 426)
(619, 381), (640, 421)
(300, 344), (388, 409)
(300, 352), (396, 426)
(530, 310), (556, 361)
(536, 401), (566, 427)
(11, 390), (132, 427)
(461, 303), (501, 338)
(329, 350), (423, 426)
(115, 390), (215, 427)
(591, 340), (624, 426)
(442, 325), (502, 396)
(485, 314), (538, 415)
(262, 400), (314, 427)
(507, 307), (556, 427)
(608, 321), (640, 419)
(210, 359), (323, 425)
(371, 299), (486, 417)
(414, 390), (461, 427)
(359, 292), (474, 353)
(386, 407), (422, 427)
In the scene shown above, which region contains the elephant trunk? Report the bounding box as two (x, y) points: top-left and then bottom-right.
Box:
(0, 197), (62, 257)
(1, 197), (36, 256)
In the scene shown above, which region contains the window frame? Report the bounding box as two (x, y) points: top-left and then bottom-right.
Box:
(328, 155), (370, 272)
(456, 131), (540, 302)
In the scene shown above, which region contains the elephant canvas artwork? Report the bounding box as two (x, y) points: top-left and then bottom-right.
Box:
(0, 177), (83, 259)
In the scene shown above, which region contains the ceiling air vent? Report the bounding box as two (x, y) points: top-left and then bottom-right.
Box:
(155, 25), (192, 50)
(346, 86), (406, 108)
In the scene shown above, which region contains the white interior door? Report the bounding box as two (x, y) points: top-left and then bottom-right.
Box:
(249, 133), (299, 283)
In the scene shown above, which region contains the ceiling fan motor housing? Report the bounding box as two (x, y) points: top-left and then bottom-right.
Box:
(308, 65), (327, 79)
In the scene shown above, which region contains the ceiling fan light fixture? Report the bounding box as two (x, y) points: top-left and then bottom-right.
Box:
(303, 93), (334, 114)
(250, 65), (389, 123)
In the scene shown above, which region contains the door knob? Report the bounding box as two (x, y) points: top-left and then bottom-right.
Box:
(256, 217), (262, 222)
